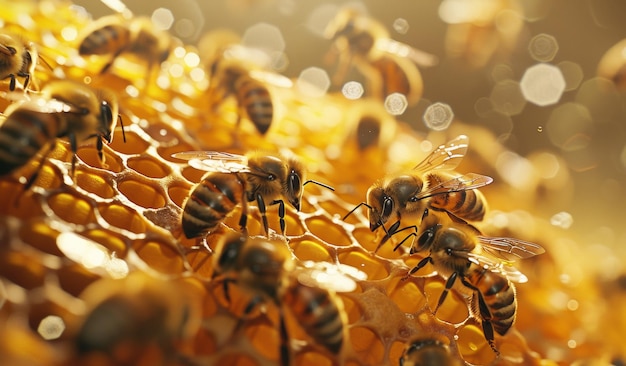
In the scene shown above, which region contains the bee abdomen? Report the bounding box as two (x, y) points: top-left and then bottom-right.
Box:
(472, 271), (517, 336)
(285, 284), (344, 353)
(427, 173), (487, 221)
(181, 173), (242, 238)
(79, 24), (130, 56)
(238, 78), (272, 135)
(0, 109), (57, 175)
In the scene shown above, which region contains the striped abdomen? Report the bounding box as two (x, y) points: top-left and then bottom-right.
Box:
(427, 172), (487, 222)
(181, 172), (244, 239)
(236, 76), (273, 135)
(468, 268), (517, 336)
(79, 24), (130, 56)
(0, 109), (62, 175)
(283, 283), (344, 354)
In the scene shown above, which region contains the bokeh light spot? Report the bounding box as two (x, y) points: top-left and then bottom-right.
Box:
(342, 81), (364, 100)
(551, 211), (573, 229)
(528, 33), (559, 62)
(151, 8), (174, 31)
(37, 315), (66, 340)
(393, 18), (409, 34)
(384, 93), (408, 115)
(490, 79), (526, 115)
(520, 63), (566, 106)
(423, 102), (454, 130)
(296, 67), (330, 97)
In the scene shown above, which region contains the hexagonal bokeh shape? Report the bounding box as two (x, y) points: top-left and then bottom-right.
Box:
(520, 63), (566, 106)
(423, 102), (454, 130)
(528, 33), (559, 62)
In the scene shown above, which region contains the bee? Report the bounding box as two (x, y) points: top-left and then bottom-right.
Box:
(172, 151), (333, 239)
(0, 31), (39, 91)
(324, 7), (438, 106)
(207, 57), (292, 135)
(74, 272), (200, 365)
(212, 232), (362, 366)
(78, 15), (173, 77)
(343, 135), (492, 252)
(402, 209), (545, 354)
(0, 79), (123, 187)
(399, 335), (461, 366)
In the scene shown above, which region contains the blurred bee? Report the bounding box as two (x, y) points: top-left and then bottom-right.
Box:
(598, 38), (626, 90)
(399, 335), (462, 366)
(0, 79), (123, 187)
(207, 57), (292, 136)
(78, 15), (173, 78)
(343, 135), (492, 252)
(0, 31), (39, 91)
(172, 151), (333, 239)
(325, 7), (438, 106)
(212, 232), (363, 366)
(74, 272), (200, 366)
(442, 0), (524, 68)
(402, 209), (545, 354)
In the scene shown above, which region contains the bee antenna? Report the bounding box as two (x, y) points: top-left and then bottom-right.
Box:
(118, 114), (126, 143)
(342, 202), (372, 221)
(303, 179), (334, 191)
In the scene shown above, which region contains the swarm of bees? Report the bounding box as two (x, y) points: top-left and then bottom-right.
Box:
(4, 1), (613, 366)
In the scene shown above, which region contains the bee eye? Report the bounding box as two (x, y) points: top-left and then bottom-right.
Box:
(382, 195), (393, 216)
(267, 174), (276, 181)
(101, 102), (113, 125)
(289, 170), (301, 192)
(7, 46), (16, 55)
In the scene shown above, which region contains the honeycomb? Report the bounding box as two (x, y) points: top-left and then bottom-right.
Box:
(0, 1), (623, 366)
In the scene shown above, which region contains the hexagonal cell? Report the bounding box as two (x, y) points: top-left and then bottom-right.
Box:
(117, 177), (167, 209)
(46, 192), (96, 226)
(127, 155), (172, 179)
(76, 146), (124, 173)
(338, 250), (389, 281)
(167, 183), (192, 208)
(132, 238), (186, 275)
(81, 228), (129, 257)
(157, 143), (200, 164)
(107, 129), (151, 155)
(0, 251), (47, 290)
(304, 217), (352, 247)
(349, 326), (385, 365)
(388, 276), (427, 314)
(290, 239), (332, 262)
(456, 324), (496, 364)
(56, 263), (101, 297)
(98, 202), (147, 234)
(75, 169), (116, 199)
(18, 219), (63, 257)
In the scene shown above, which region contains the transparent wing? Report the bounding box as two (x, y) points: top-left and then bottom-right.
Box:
(376, 38), (439, 67)
(297, 261), (368, 292)
(414, 173), (493, 200)
(171, 151), (251, 173)
(478, 235), (546, 261)
(249, 69), (294, 89)
(8, 96), (83, 115)
(464, 251), (529, 284)
(412, 135), (469, 174)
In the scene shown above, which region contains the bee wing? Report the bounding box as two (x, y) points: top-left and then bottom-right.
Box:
(412, 135), (469, 174)
(376, 38), (439, 67)
(297, 261), (367, 292)
(171, 151), (251, 173)
(464, 251), (529, 283)
(248, 69), (294, 89)
(13, 97), (82, 114)
(478, 236), (546, 261)
(414, 173), (493, 200)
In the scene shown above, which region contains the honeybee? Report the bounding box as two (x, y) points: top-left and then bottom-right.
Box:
(0, 31), (39, 91)
(343, 135), (492, 251)
(74, 273), (200, 365)
(399, 335), (461, 366)
(207, 57), (292, 135)
(325, 7), (438, 106)
(212, 232), (363, 365)
(78, 15), (173, 77)
(0, 79), (122, 187)
(402, 209), (545, 354)
(172, 151), (333, 239)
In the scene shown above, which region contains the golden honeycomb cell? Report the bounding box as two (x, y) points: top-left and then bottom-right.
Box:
(76, 147), (124, 173)
(117, 177), (167, 209)
(290, 239), (333, 262)
(131, 239), (186, 275)
(18, 220), (62, 256)
(56, 263), (102, 298)
(46, 192), (96, 226)
(0, 251), (47, 290)
(75, 169), (116, 199)
(305, 217), (352, 246)
(97, 203), (147, 234)
(107, 129), (151, 156)
(126, 155), (172, 178)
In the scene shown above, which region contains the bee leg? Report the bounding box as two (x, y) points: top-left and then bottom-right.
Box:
(8, 74), (16, 91)
(461, 277), (500, 355)
(18, 71), (30, 90)
(229, 295), (264, 342)
(271, 199), (286, 236)
(69, 132), (78, 177)
(256, 193), (269, 236)
(376, 220), (401, 252)
(278, 306), (289, 366)
(433, 271), (459, 314)
(238, 180), (249, 234)
(402, 256), (433, 281)
(22, 141), (58, 192)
